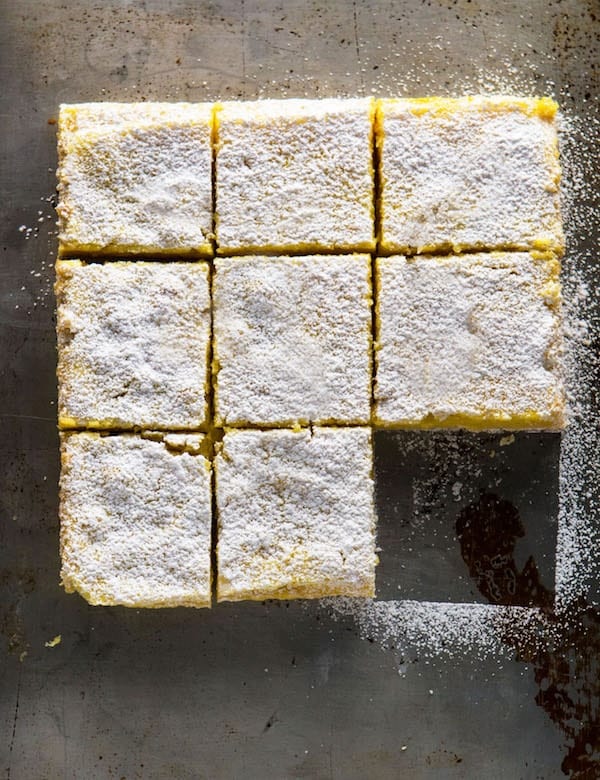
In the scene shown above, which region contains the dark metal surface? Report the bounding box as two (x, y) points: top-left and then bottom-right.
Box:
(1, 1), (598, 778)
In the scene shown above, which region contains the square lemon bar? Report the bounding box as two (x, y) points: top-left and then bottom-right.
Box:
(56, 260), (211, 430)
(213, 254), (372, 426)
(376, 96), (564, 255)
(57, 102), (214, 256)
(215, 98), (375, 254)
(60, 432), (212, 607)
(374, 252), (565, 430)
(215, 428), (377, 602)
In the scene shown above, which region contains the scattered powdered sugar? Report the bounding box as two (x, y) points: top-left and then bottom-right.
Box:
(320, 598), (559, 664)
(555, 270), (599, 609)
(553, 110), (600, 612)
(15, 194), (58, 313)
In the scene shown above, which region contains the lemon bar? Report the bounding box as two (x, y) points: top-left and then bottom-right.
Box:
(215, 98), (375, 254)
(374, 252), (565, 430)
(57, 102), (213, 256)
(56, 260), (210, 430)
(213, 255), (372, 426)
(216, 428), (377, 602)
(376, 96), (564, 255)
(60, 432), (212, 608)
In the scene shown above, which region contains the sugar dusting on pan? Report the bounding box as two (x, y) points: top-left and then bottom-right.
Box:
(319, 600), (557, 662)
(553, 110), (600, 614)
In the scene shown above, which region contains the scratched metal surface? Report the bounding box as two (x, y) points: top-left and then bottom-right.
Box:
(1, 1), (598, 778)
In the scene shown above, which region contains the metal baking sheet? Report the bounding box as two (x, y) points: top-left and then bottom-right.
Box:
(1, 1), (598, 777)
